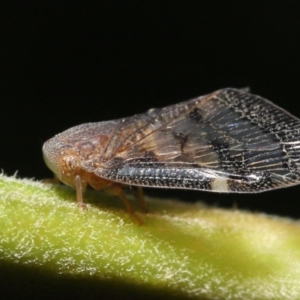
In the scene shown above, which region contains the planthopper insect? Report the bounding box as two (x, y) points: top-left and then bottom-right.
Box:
(43, 88), (300, 224)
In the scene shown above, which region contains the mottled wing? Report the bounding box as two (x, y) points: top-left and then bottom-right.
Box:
(94, 88), (300, 193)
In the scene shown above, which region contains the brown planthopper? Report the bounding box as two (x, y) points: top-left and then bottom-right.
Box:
(43, 88), (300, 224)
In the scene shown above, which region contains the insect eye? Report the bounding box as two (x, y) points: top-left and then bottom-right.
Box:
(60, 155), (81, 176)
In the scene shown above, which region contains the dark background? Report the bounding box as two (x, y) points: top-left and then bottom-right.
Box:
(2, 3), (300, 217)
(1, 2), (300, 299)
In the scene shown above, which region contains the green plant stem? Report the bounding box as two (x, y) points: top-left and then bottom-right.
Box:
(0, 174), (300, 299)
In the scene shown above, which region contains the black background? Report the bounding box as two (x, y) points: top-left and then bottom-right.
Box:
(1, 2), (300, 299)
(1, 2), (300, 220)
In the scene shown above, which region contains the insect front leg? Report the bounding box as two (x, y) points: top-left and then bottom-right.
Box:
(75, 175), (88, 210)
(43, 174), (61, 184)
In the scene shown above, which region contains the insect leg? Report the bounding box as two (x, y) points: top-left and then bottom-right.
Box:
(135, 186), (148, 213)
(112, 187), (143, 225)
(75, 175), (87, 210)
(43, 174), (61, 184)
(125, 186), (148, 213)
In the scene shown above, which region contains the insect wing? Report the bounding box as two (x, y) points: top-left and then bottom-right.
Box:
(95, 88), (300, 193)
